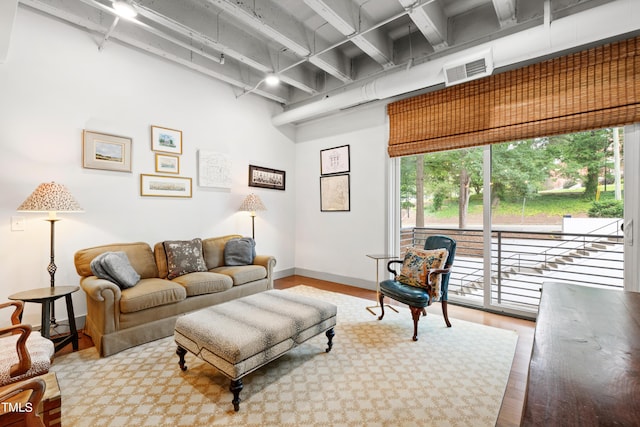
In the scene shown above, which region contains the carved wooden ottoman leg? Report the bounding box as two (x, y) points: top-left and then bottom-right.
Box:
(176, 346), (187, 371)
(230, 379), (243, 412)
(325, 328), (335, 353)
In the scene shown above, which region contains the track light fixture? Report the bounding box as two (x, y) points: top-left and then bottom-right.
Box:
(265, 73), (280, 86)
(112, 0), (137, 19)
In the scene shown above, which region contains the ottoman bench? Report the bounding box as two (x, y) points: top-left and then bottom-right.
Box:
(174, 289), (337, 411)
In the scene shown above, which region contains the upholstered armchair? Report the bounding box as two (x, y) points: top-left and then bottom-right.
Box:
(378, 235), (457, 341)
(0, 301), (55, 387)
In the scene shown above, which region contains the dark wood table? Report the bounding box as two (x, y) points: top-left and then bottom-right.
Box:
(8, 286), (79, 353)
(522, 282), (640, 426)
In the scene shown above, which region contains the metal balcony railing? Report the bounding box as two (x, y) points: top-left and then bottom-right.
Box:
(400, 223), (624, 313)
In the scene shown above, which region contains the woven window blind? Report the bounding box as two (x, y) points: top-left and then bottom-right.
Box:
(387, 36), (640, 158)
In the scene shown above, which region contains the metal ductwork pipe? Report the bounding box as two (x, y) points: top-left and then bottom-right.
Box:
(271, 0), (640, 126)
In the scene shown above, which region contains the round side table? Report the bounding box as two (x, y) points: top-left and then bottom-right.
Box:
(8, 286), (79, 353)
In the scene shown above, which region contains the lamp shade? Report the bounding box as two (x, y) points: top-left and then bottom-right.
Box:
(17, 182), (83, 214)
(238, 194), (266, 214)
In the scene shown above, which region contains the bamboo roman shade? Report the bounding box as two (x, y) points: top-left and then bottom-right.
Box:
(387, 36), (640, 157)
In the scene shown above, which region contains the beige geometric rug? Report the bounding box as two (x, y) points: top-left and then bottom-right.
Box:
(51, 285), (518, 426)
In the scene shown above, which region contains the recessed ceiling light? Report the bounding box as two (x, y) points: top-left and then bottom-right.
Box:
(265, 73), (280, 86)
(112, 0), (137, 19)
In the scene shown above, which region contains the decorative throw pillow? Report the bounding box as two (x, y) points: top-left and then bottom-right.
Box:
(224, 237), (256, 266)
(396, 247), (449, 300)
(163, 238), (208, 280)
(90, 252), (117, 283)
(90, 251), (140, 289)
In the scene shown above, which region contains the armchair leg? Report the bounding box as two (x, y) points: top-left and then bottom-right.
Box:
(377, 294), (385, 320)
(409, 306), (422, 341)
(441, 300), (452, 328)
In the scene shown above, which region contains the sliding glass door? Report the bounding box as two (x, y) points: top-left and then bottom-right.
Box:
(397, 126), (630, 317)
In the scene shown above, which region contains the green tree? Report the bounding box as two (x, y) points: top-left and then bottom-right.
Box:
(548, 130), (612, 200)
(423, 147), (483, 228)
(491, 139), (552, 203)
(400, 156), (417, 218)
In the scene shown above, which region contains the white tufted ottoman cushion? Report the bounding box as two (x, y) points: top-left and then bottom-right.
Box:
(174, 289), (337, 411)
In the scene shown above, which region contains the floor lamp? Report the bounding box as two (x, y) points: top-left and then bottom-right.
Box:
(238, 194), (266, 240)
(17, 182), (83, 324)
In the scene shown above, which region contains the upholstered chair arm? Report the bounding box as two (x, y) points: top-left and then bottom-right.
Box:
(386, 260), (403, 278)
(0, 301), (24, 326)
(0, 376), (46, 427)
(0, 324), (33, 379)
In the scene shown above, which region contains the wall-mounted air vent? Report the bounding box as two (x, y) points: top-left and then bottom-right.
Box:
(443, 49), (494, 86)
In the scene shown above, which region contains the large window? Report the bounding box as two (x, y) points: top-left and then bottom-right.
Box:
(400, 128), (625, 315)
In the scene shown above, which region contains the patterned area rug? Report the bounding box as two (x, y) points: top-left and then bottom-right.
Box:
(51, 285), (518, 426)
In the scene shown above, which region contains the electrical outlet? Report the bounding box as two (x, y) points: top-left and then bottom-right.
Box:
(11, 216), (25, 231)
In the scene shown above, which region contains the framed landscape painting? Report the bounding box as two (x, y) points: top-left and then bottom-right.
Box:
(151, 125), (182, 154)
(82, 130), (132, 172)
(140, 174), (192, 198)
(155, 153), (180, 174)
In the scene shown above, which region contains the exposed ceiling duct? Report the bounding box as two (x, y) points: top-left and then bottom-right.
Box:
(5, 0), (638, 125)
(272, 0), (640, 126)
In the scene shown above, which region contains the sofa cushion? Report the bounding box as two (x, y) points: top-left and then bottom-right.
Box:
(90, 251), (140, 289)
(211, 265), (267, 286)
(224, 237), (256, 266)
(201, 235), (242, 270)
(119, 278), (187, 313)
(171, 272), (233, 297)
(75, 242), (159, 279)
(163, 238), (208, 280)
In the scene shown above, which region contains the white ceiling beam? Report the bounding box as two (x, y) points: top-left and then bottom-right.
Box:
(492, 0), (517, 28)
(0, 0), (19, 63)
(133, 0), (315, 94)
(204, 0), (354, 84)
(305, 0), (393, 68)
(206, 0), (310, 57)
(309, 49), (352, 83)
(21, 0), (289, 103)
(398, 0), (448, 51)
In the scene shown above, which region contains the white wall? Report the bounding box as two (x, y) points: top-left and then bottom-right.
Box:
(293, 104), (390, 290)
(0, 8), (296, 326)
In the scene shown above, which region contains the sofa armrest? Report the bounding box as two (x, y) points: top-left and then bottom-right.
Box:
(253, 255), (277, 288)
(79, 276), (122, 335)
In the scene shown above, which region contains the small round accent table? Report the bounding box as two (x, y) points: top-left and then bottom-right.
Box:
(8, 286), (79, 353)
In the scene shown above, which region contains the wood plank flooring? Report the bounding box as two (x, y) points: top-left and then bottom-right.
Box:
(58, 274), (534, 427)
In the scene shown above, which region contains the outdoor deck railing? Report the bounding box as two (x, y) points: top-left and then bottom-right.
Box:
(400, 224), (624, 313)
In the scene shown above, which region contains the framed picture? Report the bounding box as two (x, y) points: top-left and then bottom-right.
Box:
(151, 125), (182, 154)
(320, 173), (350, 212)
(82, 130), (132, 172)
(140, 174), (192, 198)
(320, 144), (350, 175)
(248, 164), (286, 190)
(198, 150), (232, 189)
(155, 153), (180, 174)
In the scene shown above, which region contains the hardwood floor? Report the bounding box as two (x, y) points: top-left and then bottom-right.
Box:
(57, 275), (535, 427)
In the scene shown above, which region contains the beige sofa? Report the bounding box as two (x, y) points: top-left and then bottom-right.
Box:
(74, 235), (276, 357)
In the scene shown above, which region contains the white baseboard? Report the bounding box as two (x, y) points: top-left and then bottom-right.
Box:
(293, 268), (377, 291)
